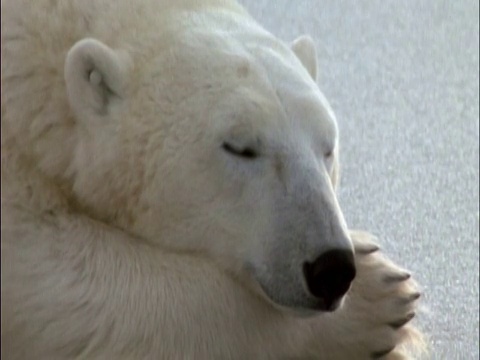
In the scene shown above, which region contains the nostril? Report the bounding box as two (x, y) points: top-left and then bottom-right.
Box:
(303, 249), (356, 308)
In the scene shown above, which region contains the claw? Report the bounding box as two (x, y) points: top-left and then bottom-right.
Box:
(384, 271), (411, 283)
(398, 292), (421, 306)
(356, 244), (380, 255)
(388, 312), (415, 329)
(407, 292), (421, 302)
(371, 346), (395, 358)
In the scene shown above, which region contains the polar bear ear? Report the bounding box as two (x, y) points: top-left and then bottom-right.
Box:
(291, 35), (318, 81)
(65, 38), (129, 120)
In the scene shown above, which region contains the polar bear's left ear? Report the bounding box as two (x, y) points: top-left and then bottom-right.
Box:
(65, 38), (130, 120)
(291, 35), (318, 81)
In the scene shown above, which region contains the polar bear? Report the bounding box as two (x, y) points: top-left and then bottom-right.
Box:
(1, 0), (425, 359)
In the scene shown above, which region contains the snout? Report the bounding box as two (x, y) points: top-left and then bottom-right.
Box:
(303, 249), (356, 311)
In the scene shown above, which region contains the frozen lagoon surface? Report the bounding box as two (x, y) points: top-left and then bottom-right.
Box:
(240, 0), (479, 358)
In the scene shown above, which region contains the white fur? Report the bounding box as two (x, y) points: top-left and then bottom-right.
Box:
(1, 0), (426, 358)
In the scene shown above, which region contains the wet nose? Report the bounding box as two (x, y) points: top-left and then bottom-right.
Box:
(303, 249), (356, 311)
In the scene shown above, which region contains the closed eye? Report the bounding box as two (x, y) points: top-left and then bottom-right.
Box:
(222, 142), (259, 159)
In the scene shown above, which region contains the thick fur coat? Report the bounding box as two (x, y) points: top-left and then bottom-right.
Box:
(1, 0), (425, 358)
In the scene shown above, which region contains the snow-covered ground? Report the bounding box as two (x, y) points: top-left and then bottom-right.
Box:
(241, 1), (480, 358)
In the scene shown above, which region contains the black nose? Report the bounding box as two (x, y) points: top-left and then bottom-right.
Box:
(303, 249), (356, 311)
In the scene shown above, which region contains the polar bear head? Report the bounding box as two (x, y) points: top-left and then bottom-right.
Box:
(62, 10), (355, 314)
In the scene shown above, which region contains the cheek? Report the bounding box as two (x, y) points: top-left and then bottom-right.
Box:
(142, 148), (223, 216)
(72, 135), (140, 223)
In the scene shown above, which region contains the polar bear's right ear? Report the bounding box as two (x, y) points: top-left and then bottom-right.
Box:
(291, 35), (318, 82)
(65, 38), (130, 120)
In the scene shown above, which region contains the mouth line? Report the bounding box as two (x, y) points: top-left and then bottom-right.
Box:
(252, 279), (342, 315)
(272, 298), (342, 318)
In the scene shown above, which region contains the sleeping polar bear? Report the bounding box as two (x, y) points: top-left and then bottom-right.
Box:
(1, 0), (425, 358)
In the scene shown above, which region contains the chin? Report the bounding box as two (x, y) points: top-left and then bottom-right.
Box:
(256, 283), (348, 317)
(274, 297), (345, 318)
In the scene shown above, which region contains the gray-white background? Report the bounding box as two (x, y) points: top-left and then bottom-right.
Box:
(240, 0), (479, 358)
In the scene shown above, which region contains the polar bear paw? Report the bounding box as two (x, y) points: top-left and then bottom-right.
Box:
(308, 230), (427, 360)
(343, 230), (426, 359)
